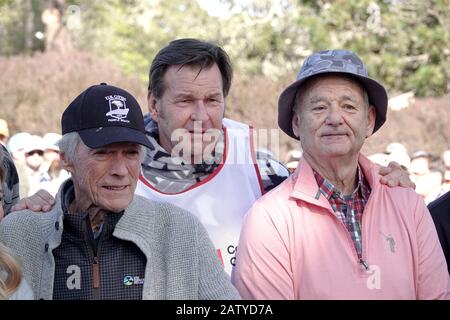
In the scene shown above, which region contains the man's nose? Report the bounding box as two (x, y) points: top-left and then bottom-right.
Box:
(110, 156), (128, 176)
(325, 107), (344, 126)
(191, 100), (209, 122)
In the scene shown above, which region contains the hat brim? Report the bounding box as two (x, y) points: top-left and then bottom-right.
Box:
(278, 71), (388, 140)
(25, 148), (44, 154)
(78, 126), (151, 149)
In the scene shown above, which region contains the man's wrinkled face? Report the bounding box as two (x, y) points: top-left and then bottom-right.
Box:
(148, 64), (225, 163)
(292, 75), (375, 161)
(66, 141), (142, 213)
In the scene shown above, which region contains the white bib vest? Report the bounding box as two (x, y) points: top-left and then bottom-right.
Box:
(136, 118), (263, 275)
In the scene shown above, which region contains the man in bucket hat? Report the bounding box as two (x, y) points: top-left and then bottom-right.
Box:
(0, 83), (240, 300)
(232, 50), (448, 299)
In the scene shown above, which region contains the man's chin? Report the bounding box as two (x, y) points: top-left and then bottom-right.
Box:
(100, 199), (132, 213)
(105, 207), (128, 213)
(318, 147), (354, 159)
(174, 146), (216, 165)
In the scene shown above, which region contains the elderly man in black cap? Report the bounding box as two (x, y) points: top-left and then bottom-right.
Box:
(0, 83), (240, 300)
(232, 50), (448, 299)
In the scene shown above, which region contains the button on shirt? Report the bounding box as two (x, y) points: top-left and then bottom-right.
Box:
(313, 166), (371, 259)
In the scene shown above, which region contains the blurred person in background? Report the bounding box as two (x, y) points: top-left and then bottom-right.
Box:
(0, 149), (34, 299)
(385, 142), (408, 155)
(39, 133), (70, 197)
(370, 142), (410, 170)
(439, 150), (450, 195)
(0, 119), (10, 146)
(24, 135), (46, 196)
(385, 142), (410, 171)
(7, 132), (31, 164)
(1, 145), (19, 216)
(256, 148), (288, 192)
(6, 132), (31, 198)
(0, 243), (33, 300)
(410, 150), (442, 204)
(367, 152), (389, 167)
(286, 149), (302, 174)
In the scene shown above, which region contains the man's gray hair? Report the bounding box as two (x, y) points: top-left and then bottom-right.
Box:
(57, 132), (82, 164)
(56, 132), (147, 163)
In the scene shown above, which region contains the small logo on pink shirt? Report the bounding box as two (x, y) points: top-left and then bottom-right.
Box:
(380, 232), (396, 253)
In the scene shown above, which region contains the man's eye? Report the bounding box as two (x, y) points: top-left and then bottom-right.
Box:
(312, 106), (325, 111)
(343, 104), (356, 110)
(94, 150), (108, 156)
(125, 150), (140, 158)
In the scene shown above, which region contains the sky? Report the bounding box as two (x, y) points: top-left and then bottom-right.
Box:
(196, 0), (234, 17)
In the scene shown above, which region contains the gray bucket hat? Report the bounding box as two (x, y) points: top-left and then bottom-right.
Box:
(278, 49), (388, 139)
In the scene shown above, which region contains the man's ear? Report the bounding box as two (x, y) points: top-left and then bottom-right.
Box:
(147, 92), (159, 123)
(292, 111), (301, 139)
(366, 106), (376, 137)
(60, 152), (74, 174)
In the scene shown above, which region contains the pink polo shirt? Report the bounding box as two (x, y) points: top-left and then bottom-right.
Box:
(232, 155), (449, 299)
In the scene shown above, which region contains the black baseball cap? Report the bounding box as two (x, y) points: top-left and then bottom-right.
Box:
(62, 83), (151, 149)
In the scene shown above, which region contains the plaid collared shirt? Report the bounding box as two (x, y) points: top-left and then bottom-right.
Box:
(313, 166), (371, 260)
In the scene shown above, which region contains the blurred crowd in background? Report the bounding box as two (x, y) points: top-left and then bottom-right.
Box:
(0, 118), (69, 198)
(369, 144), (450, 204)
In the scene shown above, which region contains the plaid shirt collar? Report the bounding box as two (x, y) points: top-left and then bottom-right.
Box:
(312, 165), (371, 203)
(312, 164), (371, 261)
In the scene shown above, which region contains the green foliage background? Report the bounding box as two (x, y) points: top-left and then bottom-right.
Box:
(1, 0), (449, 96)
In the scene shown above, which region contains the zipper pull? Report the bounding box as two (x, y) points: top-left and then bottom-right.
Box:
(359, 258), (369, 271)
(93, 256), (100, 289)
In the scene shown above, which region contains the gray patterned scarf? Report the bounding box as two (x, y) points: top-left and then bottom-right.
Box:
(140, 115), (224, 193)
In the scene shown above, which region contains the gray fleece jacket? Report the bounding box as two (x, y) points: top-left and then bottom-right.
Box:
(0, 181), (240, 300)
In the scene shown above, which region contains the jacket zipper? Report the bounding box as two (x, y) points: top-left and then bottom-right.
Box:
(359, 194), (373, 272)
(328, 207), (369, 272)
(85, 216), (103, 300)
(92, 256), (100, 299)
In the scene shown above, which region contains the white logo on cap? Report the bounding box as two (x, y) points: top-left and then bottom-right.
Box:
(105, 95), (130, 123)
